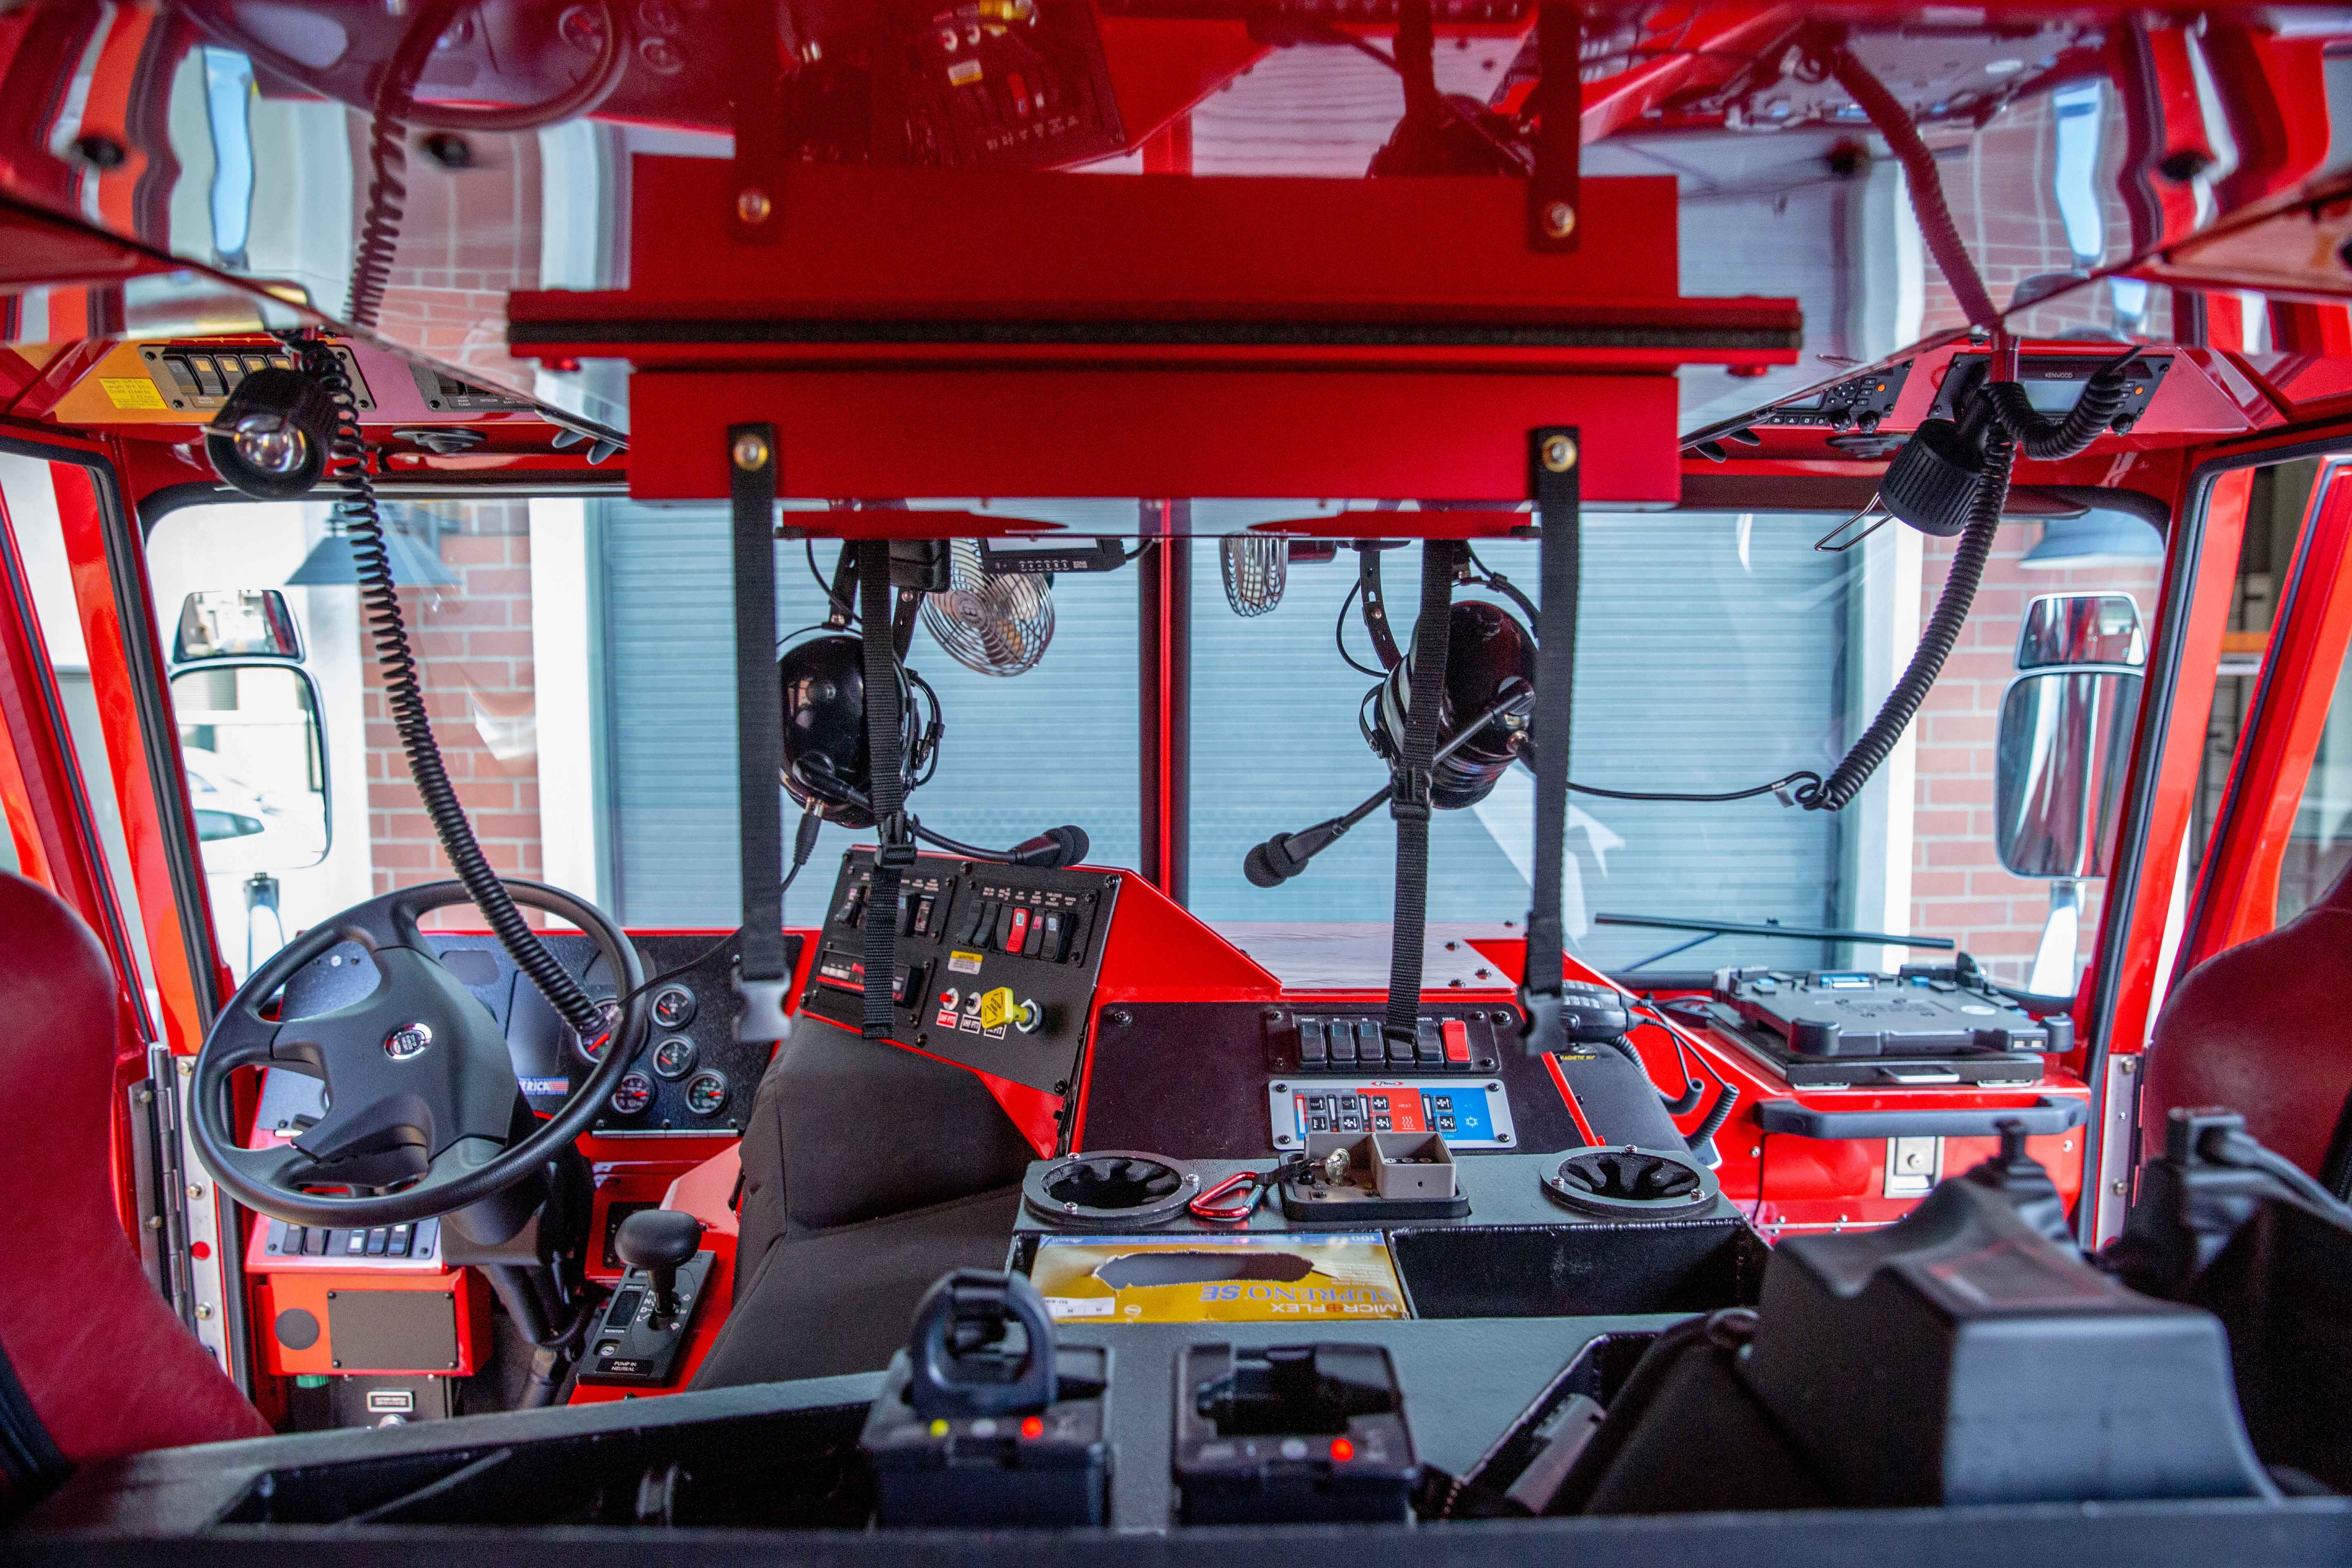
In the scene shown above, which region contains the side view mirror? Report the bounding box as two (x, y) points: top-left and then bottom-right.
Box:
(1994, 592), (2147, 996)
(171, 662), (330, 875)
(1994, 663), (2141, 994)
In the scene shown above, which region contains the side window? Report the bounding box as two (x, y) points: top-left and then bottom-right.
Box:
(2281, 653), (2352, 923)
(0, 452), (161, 1018)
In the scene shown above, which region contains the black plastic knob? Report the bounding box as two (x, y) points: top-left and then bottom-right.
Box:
(617, 1209), (705, 1317)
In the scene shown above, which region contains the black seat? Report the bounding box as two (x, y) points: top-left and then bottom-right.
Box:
(694, 1020), (1036, 1387)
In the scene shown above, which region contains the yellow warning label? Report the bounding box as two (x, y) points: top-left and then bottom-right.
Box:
(947, 949), (984, 976)
(99, 376), (165, 410)
(978, 986), (1015, 1032)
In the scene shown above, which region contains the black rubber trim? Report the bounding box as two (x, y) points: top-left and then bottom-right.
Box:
(0, 1326), (71, 1519)
(1753, 1095), (2088, 1140)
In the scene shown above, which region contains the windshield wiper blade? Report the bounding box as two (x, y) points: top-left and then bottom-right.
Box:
(1594, 912), (1955, 973)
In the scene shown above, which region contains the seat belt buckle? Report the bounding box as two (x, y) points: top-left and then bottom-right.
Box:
(732, 958), (792, 1045)
(1390, 768), (1433, 824)
(875, 813), (919, 872)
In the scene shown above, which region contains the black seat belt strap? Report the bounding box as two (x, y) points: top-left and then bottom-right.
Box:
(1520, 428), (1581, 1054)
(729, 424), (791, 1043)
(1385, 539), (1461, 1048)
(858, 539), (915, 1039)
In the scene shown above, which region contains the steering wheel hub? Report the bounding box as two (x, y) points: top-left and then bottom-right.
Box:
(384, 1021), (434, 1060)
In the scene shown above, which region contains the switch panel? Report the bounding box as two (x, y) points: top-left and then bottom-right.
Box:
(1266, 1078), (1518, 1151)
(801, 848), (1120, 1100)
(1262, 1008), (1506, 1075)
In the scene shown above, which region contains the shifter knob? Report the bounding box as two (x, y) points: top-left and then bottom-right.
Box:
(616, 1209), (705, 1319)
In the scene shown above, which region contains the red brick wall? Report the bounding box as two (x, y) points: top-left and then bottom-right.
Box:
(1908, 532), (2163, 987)
(351, 135), (551, 922)
(361, 500), (546, 927)
(1898, 85), (2172, 985)
(1915, 88), (2162, 339)
(357, 125), (548, 392)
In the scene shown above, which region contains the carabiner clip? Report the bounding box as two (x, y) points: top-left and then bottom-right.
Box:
(1189, 1169), (1263, 1223)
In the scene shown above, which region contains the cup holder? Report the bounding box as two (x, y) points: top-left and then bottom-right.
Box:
(1024, 1150), (1199, 1230)
(1541, 1145), (1719, 1219)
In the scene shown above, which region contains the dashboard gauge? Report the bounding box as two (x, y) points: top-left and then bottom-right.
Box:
(652, 985), (697, 1029)
(683, 1070), (728, 1118)
(610, 1071), (654, 1116)
(577, 997), (624, 1061)
(651, 1036), (698, 1080)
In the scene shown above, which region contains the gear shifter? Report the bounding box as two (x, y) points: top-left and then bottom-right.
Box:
(617, 1209), (705, 1321)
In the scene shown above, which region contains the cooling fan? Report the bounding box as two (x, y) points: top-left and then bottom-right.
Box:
(1219, 534), (1287, 617)
(920, 538), (1055, 677)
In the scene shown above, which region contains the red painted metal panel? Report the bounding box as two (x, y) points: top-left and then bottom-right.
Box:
(543, 160), (1700, 318)
(2108, 466), (2254, 1090)
(2179, 463), (2352, 970)
(626, 367), (1684, 503)
(49, 458), (214, 1054)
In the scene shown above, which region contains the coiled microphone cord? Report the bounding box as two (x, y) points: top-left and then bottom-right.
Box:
(296, 336), (603, 1037)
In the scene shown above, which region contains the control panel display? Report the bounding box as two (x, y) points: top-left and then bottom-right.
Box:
(802, 849), (1119, 1098)
(1266, 1079), (1518, 1152)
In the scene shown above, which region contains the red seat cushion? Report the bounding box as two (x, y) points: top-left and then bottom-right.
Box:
(0, 872), (267, 1465)
(2145, 860), (2352, 1183)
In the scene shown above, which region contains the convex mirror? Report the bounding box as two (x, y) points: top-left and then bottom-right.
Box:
(172, 663), (330, 872)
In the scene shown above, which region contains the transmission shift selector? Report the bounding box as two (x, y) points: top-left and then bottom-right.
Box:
(577, 1209), (713, 1388)
(861, 1269), (1111, 1527)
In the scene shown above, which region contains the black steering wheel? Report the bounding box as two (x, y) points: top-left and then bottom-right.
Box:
(192, 880), (648, 1228)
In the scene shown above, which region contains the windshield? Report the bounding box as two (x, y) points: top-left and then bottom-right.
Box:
(146, 497), (2156, 990)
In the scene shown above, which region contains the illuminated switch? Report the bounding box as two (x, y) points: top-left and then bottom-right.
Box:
(1416, 1019), (1443, 1065)
(1354, 1020), (1383, 1064)
(1038, 911), (1069, 961)
(1385, 1027), (1415, 1066)
(1441, 1018), (1473, 1069)
(1004, 905), (1031, 952)
(1298, 1018), (1327, 1065)
(1328, 1024), (1357, 1065)
(1023, 913), (1045, 957)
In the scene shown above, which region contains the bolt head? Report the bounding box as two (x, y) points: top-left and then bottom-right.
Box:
(736, 187), (773, 225)
(1541, 434), (1579, 472)
(1541, 200), (1577, 238)
(731, 432), (772, 471)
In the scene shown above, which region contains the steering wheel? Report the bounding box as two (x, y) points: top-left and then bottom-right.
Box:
(191, 880), (648, 1228)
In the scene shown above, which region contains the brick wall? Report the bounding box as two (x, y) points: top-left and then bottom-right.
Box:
(350, 132), (550, 923)
(1916, 87), (2155, 338)
(1899, 84), (2172, 986)
(361, 500), (546, 927)
(357, 123), (548, 393)
(1908, 532), (2163, 987)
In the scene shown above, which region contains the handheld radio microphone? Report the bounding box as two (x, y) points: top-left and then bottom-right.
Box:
(1004, 825), (1090, 869)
